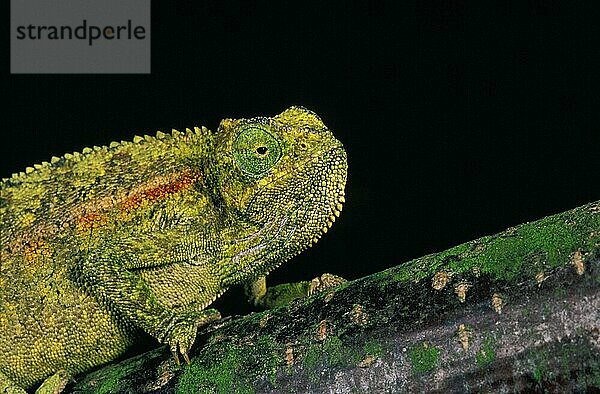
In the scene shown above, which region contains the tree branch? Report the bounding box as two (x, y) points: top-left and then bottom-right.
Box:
(70, 201), (600, 393)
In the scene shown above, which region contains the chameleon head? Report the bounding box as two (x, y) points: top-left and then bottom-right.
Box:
(209, 106), (347, 275)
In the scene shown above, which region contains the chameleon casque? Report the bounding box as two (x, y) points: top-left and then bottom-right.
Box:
(0, 107), (347, 392)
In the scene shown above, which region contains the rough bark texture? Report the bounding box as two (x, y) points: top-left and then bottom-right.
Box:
(68, 201), (600, 393)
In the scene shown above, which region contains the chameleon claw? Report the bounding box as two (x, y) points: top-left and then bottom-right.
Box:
(183, 351), (191, 365)
(171, 348), (181, 366)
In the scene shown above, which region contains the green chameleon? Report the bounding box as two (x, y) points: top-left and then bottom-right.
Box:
(0, 107), (347, 393)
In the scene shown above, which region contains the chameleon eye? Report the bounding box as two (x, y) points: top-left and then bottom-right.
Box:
(233, 126), (282, 176)
(255, 146), (268, 156)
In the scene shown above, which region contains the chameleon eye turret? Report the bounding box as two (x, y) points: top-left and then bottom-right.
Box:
(233, 126), (283, 177)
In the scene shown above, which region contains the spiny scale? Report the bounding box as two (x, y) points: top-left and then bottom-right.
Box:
(3, 125), (204, 185)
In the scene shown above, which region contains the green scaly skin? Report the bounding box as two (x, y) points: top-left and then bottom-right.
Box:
(0, 107), (347, 392)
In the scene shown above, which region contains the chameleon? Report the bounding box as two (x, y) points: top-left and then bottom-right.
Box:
(0, 106), (347, 392)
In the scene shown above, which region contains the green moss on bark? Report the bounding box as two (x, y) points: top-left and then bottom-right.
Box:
(408, 342), (440, 374)
(475, 336), (496, 367)
(176, 335), (280, 394)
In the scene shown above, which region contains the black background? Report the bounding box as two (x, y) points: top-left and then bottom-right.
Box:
(6, 2), (599, 313)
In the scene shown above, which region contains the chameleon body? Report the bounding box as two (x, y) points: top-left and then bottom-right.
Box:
(0, 107), (347, 391)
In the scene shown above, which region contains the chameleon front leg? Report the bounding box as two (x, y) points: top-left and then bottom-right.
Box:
(2, 363), (69, 394)
(1, 368), (71, 394)
(34, 370), (70, 394)
(78, 246), (220, 363)
(245, 273), (346, 309)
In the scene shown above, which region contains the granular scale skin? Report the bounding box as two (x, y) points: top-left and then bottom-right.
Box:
(0, 107), (347, 392)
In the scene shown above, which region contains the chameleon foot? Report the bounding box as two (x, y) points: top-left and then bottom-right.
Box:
(161, 309), (221, 365)
(246, 273), (348, 309)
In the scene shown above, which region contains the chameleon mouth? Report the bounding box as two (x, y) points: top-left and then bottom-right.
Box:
(232, 144), (347, 280)
(288, 144), (347, 249)
(244, 142), (347, 218)
(307, 192), (345, 248)
(235, 185), (345, 280)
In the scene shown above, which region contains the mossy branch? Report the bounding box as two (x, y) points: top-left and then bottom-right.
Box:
(70, 201), (600, 393)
